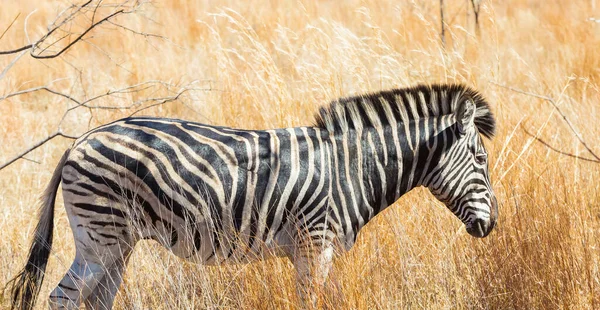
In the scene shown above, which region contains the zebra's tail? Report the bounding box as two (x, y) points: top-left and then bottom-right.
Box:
(5, 149), (70, 310)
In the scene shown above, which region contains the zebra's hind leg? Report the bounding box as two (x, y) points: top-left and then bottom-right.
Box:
(48, 254), (110, 309)
(48, 202), (136, 309)
(292, 242), (334, 308)
(83, 246), (133, 310)
(48, 240), (134, 310)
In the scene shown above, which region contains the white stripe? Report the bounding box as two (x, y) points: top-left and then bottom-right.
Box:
(253, 130), (280, 251)
(265, 128), (301, 243)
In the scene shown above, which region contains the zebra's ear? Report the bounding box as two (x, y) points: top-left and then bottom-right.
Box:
(456, 98), (476, 135)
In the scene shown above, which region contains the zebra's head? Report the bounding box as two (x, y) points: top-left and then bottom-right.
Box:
(426, 96), (498, 238)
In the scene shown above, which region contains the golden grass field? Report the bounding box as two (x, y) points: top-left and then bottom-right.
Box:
(1, 0), (600, 309)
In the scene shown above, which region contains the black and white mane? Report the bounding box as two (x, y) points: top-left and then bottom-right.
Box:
(314, 84), (496, 139)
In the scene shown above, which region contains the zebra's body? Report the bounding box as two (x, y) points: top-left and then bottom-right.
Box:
(8, 84), (498, 310)
(64, 119), (336, 264)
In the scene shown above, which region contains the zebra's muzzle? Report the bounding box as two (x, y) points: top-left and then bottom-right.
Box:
(466, 195), (498, 238)
(466, 218), (494, 238)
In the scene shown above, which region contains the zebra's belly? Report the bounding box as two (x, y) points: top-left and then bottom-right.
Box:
(146, 220), (294, 265)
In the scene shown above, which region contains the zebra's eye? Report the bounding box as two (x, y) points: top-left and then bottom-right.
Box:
(475, 153), (487, 165)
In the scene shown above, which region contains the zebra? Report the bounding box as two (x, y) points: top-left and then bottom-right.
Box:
(7, 83), (497, 309)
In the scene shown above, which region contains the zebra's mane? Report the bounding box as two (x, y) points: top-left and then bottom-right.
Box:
(314, 84), (496, 139)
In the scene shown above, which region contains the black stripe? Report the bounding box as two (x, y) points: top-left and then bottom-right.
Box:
(58, 283), (78, 291)
(89, 220), (127, 228)
(73, 203), (126, 218)
(63, 188), (89, 197)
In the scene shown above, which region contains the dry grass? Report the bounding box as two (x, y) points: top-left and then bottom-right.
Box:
(1, 0), (600, 309)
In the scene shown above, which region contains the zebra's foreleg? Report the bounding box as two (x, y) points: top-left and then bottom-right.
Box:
(292, 243), (334, 308)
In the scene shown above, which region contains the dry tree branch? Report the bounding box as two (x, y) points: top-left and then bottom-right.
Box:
(521, 128), (599, 163)
(0, 0), (91, 55)
(0, 81), (216, 171)
(491, 81), (600, 163)
(0, 45), (33, 55)
(0, 131), (79, 171)
(0, 0), (152, 59)
(105, 20), (168, 40)
(1, 85), (80, 103)
(32, 9), (125, 59)
(128, 90), (189, 117)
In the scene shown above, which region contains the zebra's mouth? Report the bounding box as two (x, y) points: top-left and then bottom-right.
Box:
(466, 219), (493, 238)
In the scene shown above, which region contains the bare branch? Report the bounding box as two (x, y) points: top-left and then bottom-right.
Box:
(1, 86), (81, 104)
(491, 81), (600, 163)
(128, 89), (190, 117)
(1, 80), (212, 112)
(0, 131), (78, 171)
(106, 20), (168, 40)
(0, 1), (88, 55)
(32, 9), (125, 59)
(0, 45), (33, 55)
(522, 128), (600, 163)
(0, 1), (153, 59)
(21, 157), (42, 165)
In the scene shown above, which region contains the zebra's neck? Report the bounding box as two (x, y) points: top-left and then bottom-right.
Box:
(327, 114), (456, 239)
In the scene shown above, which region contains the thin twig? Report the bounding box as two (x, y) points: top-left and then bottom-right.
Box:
(32, 9), (124, 59)
(21, 157), (42, 164)
(0, 131), (78, 171)
(128, 90), (190, 117)
(522, 128), (600, 163)
(0, 13), (21, 42)
(1, 86), (81, 104)
(491, 81), (600, 163)
(106, 20), (169, 40)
